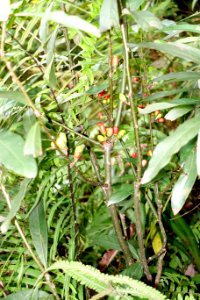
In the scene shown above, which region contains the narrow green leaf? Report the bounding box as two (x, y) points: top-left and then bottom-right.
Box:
(99, 0), (119, 32)
(152, 71), (200, 83)
(0, 90), (27, 105)
(24, 122), (42, 158)
(0, 131), (37, 178)
(29, 200), (48, 267)
(131, 41), (200, 64)
(197, 130), (200, 176)
(132, 10), (162, 31)
(139, 99), (199, 115)
(107, 184), (133, 206)
(141, 115), (200, 184)
(17, 12), (100, 37)
(162, 23), (200, 34)
(165, 106), (193, 121)
(1, 179), (31, 234)
(171, 150), (197, 215)
(143, 88), (189, 102)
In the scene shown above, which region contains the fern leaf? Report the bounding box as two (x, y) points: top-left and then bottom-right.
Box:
(48, 260), (166, 300)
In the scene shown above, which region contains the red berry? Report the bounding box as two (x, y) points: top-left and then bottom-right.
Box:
(104, 94), (110, 100)
(132, 77), (139, 82)
(98, 90), (106, 98)
(143, 93), (148, 97)
(98, 112), (103, 120)
(131, 152), (137, 158)
(113, 126), (119, 135)
(138, 104), (145, 109)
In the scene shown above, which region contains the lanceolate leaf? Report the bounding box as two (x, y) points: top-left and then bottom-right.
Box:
(131, 10), (162, 31)
(29, 200), (48, 268)
(108, 184), (133, 206)
(139, 99), (199, 115)
(130, 41), (200, 64)
(141, 115), (200, 184)
(171, 150), (197, 215)
(24, 122), (42, 157)
(1, 179), (31, 234)
(165, 106), (193, 121)
(17, 12), (100, 37)
(152, 71), (200, 83)
(0, 131), (37, 178)
(2, 290), (54, 300)
(197, 130), (200, 176)
(99, 0), (119, 32)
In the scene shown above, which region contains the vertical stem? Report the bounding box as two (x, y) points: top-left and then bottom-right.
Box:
(108, 32), (114, 125)
(104, 143), (133, 266)
(120, 23), (152, 281)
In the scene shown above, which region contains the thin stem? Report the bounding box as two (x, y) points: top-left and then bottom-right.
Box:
(108, 32), (114, 125)
(104, 142), (133, 266)
(120, 22), (152, 281)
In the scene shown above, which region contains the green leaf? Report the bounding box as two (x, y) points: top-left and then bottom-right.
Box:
(139, 99), (199, 114)
(99, 0), (119, 32)
(17, 12), (100, 37)
(131, 10), (162, 31)
(128, 0), (146, 11)
(171, 149), (197, 215)
(29, 200), (48, 268)
(143, 88), (189, 102)
(162, 23), (200, 34)
(165, 106), (193, 121)
(131, 41), (200, 64)
(0, 131), (37, 178)
(141, 115), (200, 184)
(122, 263), (143, 280)
(1, 290), (54, 300)
(24, 122), (42, 157)
(0, 90), (28, 105)
(107, 184), (133, 206)
(152, 71), (200, 83)
(91, 234), (121, 250)
(197, 130), (200, 176)
(1, 179), (31, 234)
(86, 83), (109, 94)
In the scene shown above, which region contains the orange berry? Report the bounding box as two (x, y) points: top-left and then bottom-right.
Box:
(132, 77), (139, 82)
(106, 127), (113, 137)
(158, 117), (165, 123)
(138, 104), (145, 109)
(146, 150), (153, 157)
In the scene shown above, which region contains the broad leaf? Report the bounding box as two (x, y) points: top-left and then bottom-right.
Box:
(130, 42), (200, 64)
(143, 88), (190, 102)
(107, 184), (133, 206)
(24, 122), (42, 157)
(86, 83), (109, 94)
(141, 114), (200, 184)
(0, 131), (37, 178)
(122, 263), (143, 280)
(91, 234), (121, 250)
(17, 12), (100, 37)
(171, 150), (197, 215)
(128, 0), (146, 11)
(1, 179), (31, 233)
(29, 200), (48, 268)
(99, 0), (119, 32)
(197, 130), (200, 176)
(165, 106), (193, 121)
(131, 10), (162, 31)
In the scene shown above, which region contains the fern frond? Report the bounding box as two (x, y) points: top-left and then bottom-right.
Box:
(48, 260), (167, 300)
